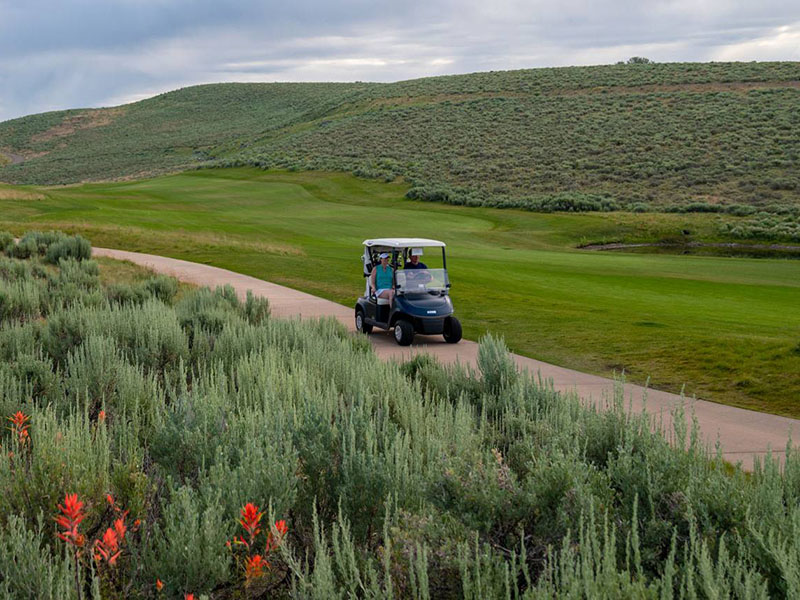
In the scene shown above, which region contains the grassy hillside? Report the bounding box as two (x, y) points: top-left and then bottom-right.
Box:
(1, 62), (799, 216)
(5, 232), (800, 599)
(1, 169), (798, 416)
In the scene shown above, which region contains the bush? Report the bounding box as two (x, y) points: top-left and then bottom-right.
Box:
(144, 275), (178, 304)
(0, 515), (78, 600)
(147, 486), (231, 595)
(9, 237), (37, 259)
(0, 231), (13, 253)
(44, 235), (91, 264)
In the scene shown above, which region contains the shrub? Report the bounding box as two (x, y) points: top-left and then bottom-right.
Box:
(145, 275), (178, 304)
(0, 515), (78, 600)
(105, 282), (150, 306)
(0, 231), (13, 252)
(44, 236), (91, 264)
(147, 486), (231, 595)
(9, 237), (37, 259)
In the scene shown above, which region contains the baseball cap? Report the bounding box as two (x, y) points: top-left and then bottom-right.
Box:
(410, 248), (424, 256)
(379, 252), (389, 258)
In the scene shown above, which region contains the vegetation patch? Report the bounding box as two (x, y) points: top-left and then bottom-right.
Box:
(3, 230), (800, 598)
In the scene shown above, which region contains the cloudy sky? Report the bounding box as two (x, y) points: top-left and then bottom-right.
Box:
(1, 0), (798, 122)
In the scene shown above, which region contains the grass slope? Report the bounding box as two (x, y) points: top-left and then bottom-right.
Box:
(1, 62), (799, 214)
(1, 168), (798, 415)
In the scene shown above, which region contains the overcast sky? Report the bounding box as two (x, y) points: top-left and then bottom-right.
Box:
(1, 0), (798, 122)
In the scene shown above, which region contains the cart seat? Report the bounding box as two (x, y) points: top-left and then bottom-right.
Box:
(377, 297), (390, 306)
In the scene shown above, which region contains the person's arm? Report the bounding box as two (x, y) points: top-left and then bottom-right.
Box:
(369, 267), (376, 293)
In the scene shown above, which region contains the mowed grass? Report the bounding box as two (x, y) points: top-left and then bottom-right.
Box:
(1, 168), (798, 415)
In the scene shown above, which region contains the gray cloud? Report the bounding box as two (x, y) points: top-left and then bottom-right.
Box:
(1, 0), (799, 122)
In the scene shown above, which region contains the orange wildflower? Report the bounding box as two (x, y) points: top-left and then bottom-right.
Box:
(98, 410), (106, 422)
(55, 493), (86, 547)
(94, 527), (122, 565)
(238, 502), (263, 549)
(185, 594), (195, 600)
(245, 554), (268, 580)
(156, 579), (164, 591)
(266, 519), (289, 552)
(114, 518), (127, 541)
(7, 411), (30, 445)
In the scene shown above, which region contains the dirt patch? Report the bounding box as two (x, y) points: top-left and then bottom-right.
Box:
(0, 149), (27, 165)
(49, 222), (305, 257)
(30, 107), (126, 143)
(0, 187), (46, 201)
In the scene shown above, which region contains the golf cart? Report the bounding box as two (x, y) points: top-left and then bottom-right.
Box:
(354, 238), (462, 346)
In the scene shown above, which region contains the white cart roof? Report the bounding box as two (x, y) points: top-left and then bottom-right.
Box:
(363, 238), (446, 249)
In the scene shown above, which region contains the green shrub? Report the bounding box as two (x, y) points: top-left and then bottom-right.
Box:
(0, 278), (45, 324)
(20, 231), (66, 254)
(144, 275), (178, 304)
(44, 235), (91, 264)
(0, 515), (79, 600)
(105, 282), (150, 306)
(243, 289), (269, 324)
(147, 486), (231, 595)
(0, 231), (13, 252)
(9, 237), (37, 259)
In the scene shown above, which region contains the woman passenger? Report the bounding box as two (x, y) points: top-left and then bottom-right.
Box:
(370, 252), (395, 305)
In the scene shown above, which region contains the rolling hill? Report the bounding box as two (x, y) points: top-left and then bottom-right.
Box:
(1, 61), (799, 213)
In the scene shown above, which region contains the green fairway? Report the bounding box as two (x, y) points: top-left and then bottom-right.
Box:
(1, 168), (798, 415)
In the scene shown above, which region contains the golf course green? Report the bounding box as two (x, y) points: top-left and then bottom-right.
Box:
(1, 168), (798, 415)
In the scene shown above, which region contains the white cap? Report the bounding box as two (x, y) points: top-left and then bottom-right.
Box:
(379, 252), (390, 258)
(411, 248), (423, 256)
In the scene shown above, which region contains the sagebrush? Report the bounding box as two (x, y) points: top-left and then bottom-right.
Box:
(1, 231), (800, 599)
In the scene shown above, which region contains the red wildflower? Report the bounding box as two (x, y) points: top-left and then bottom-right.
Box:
(156, 579), (164, 592)
(238, 503), (263, 548)
(55, 493), (86, 547)
(7, 411), (30, 445)
(274, 519), (288, 537)
(113, 517), (126, 541)
(106, 494), (115, 507)
(98, 410), (106, 422)
(94, 527), (120, 564)
(185, 594), (195, 600)
(266, 519), (288, 552)
(245, 554), (268, 580)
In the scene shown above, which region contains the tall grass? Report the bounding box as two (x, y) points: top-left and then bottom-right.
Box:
(1, 231), (800, 598)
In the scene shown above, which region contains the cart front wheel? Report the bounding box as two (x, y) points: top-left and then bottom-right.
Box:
(443, 316), (462, 343)
(394, 319), (415, 346)
(355, 309), (372, 334)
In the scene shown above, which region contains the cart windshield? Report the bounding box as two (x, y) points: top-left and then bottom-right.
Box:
(396, 268), (448, 294)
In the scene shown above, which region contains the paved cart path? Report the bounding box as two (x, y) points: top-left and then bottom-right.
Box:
(94, 247), (799, 470)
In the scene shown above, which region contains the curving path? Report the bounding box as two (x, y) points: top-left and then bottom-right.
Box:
(94, 247), (799, 470)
